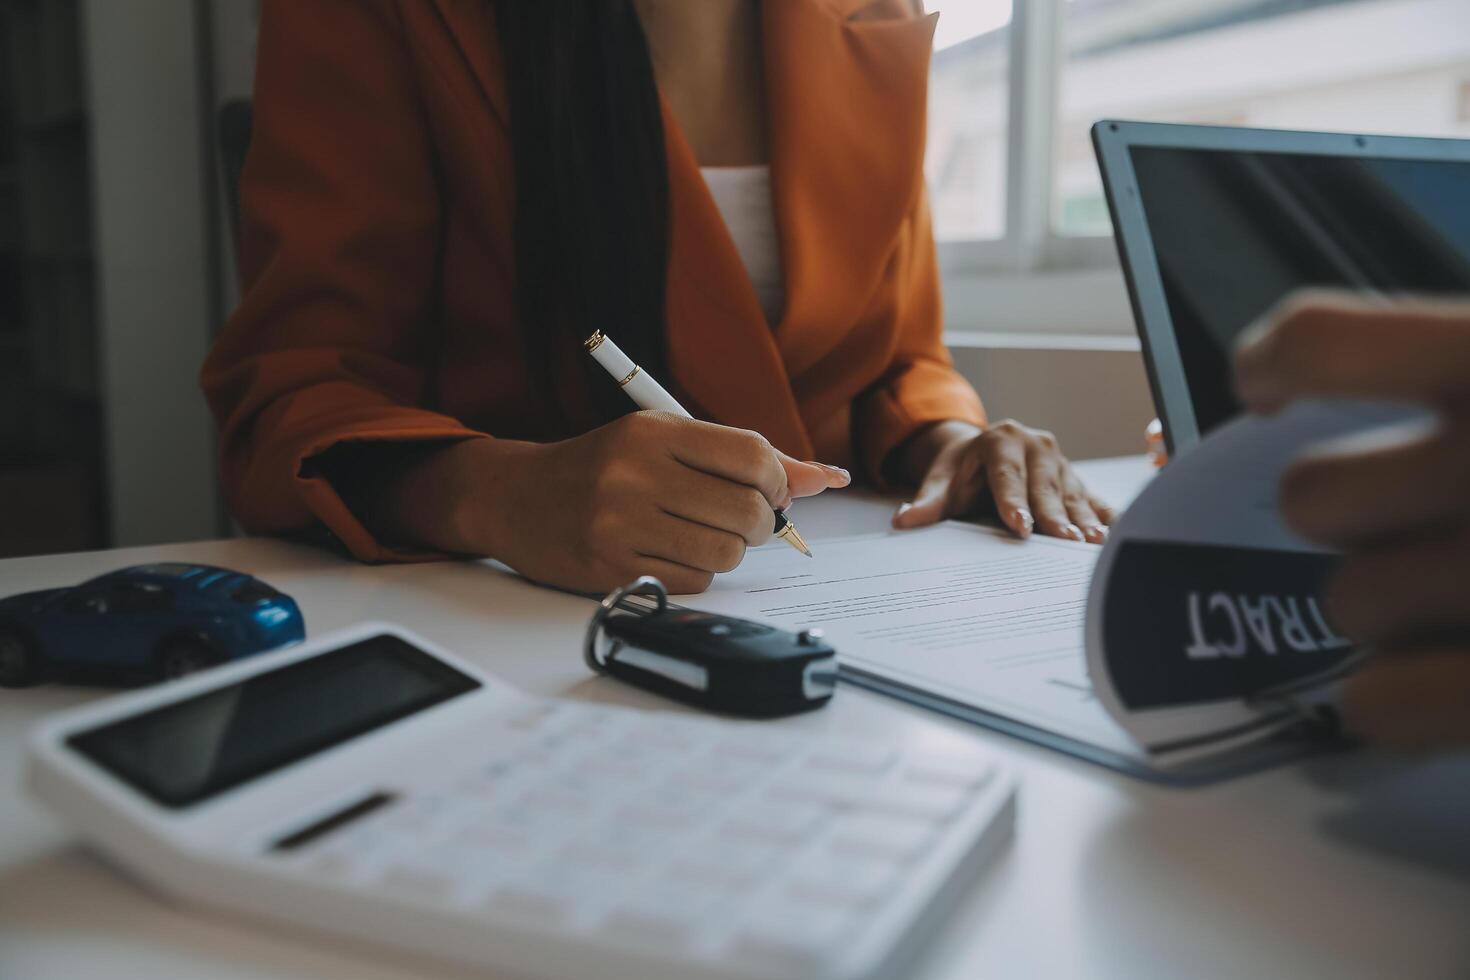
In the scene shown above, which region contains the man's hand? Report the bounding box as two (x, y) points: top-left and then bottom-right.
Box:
(1234, 291), (1470, 749)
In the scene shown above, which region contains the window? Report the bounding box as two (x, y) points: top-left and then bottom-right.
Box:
(927, 1), (1011, 241)
(1055, 0), (1470, 238)
(930, 0), (1470, 286)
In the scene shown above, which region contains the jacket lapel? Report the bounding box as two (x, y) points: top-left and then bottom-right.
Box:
(661, 113), (814, 457)
(664, 0), (937, 456)
(424, 0), (937, 461)
(427, 1), (510, 127)
(763, 0), (938, 378)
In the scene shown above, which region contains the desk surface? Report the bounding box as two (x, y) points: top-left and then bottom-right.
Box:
(2, 456), (1467, 980)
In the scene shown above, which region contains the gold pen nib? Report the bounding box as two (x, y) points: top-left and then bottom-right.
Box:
(776, 520), (813, 558)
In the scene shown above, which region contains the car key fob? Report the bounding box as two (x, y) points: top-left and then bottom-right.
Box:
(584, 577), (837, 717)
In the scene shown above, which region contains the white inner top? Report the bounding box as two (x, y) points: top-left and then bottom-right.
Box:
(699, 165), (786, 326)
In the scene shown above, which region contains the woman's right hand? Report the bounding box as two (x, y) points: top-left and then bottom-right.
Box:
(384, 411), (849, 594)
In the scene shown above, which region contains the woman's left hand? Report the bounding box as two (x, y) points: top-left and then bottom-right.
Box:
(891, 420), (1115, 542)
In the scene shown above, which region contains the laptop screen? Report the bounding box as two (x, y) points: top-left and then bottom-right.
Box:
(1128, 147), (1470, 436)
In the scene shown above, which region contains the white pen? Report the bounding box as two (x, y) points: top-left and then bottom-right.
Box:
(583, 329), (813, 557)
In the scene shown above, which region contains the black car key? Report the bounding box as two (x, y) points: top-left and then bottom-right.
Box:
(584, 577), (837, 718)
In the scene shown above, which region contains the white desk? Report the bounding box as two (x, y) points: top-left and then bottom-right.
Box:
(2, 457), (1467, 980)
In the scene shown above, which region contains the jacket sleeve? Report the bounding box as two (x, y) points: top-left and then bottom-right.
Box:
(200, 0), (488, 562)
(852, 187), (986, 486)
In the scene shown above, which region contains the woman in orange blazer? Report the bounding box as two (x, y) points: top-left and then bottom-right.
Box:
(202, 0), (1114, 594)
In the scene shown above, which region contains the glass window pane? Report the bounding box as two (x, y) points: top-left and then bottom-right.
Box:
(927, 1), (1012, 241)
(1055, 0), (1470, 237)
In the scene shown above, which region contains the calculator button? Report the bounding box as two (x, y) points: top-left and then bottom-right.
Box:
(615, 731), (703, 762)
(803, 742), (898, 776)
(668, 841), (776, 891)
(388, 795), (478, 836)
(901, 756), (996, 791)
(771, 771), (880, 810)
(518, 784), (600, 815)
(680, 836), (786, 880)
(868, 783), (973, 822)
(299, 848), (357, 882)
(666, 760), (764, 797)
(450, 822), (540, 860)
(604, 878), (721, 945)
(480, 806), (580, 851)
(668, 857), (760, 894)
(379, 866), (458, 903)
(786, 851), (902, 909)
(620, 783), (712, 823)
(643, 716), (727, 745)
(617, 798), (703, 832)
(484, 882), (572, 923)
(830, 813), (938, 862)
(581, 815), (682, 857)
(486, 864), (614, 922)
(601, 904), (701, 949)
(715, 732), (801, 764)
(556, 841), (643, 877)
(326, 824), (398, 862)
(722, 799), (827, 845)
(573, 751), (656, 786)
(547, 858), (629, 895)
(729, 899), (855, 974)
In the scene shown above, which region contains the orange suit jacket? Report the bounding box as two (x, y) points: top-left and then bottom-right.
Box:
(201, 0), (986, 562)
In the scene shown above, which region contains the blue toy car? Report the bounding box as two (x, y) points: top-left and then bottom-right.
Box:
(0, 563), (305, 687)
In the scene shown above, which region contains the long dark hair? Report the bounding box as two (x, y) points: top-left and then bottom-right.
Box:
(491, 1), (671, 421)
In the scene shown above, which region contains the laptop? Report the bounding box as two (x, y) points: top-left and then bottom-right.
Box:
(1092, 119), (1470, 454)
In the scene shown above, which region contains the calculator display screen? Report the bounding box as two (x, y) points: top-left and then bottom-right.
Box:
(68, 634), (481, 808)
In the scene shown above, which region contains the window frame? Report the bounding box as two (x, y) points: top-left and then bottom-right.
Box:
(933, 0), (1132, 336)
(935, 1), (1113, 268)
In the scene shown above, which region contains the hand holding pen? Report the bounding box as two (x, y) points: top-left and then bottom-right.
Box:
(510, 402), (846, 595)
(323, 332), (848, 596)
(585, 330), (827, 558)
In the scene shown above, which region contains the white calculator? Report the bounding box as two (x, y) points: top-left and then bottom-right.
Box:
(27, 623), (1015, 980)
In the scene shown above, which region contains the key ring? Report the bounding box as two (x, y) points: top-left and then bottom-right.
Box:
(583, 575), (668, 674)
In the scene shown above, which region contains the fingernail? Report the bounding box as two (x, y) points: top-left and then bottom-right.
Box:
(1064, 524), (1085, 542)
(897, 502), (913, 518)
(1085, 524), (1108, 543)
(1014, 509), (1034, 535)
(828, 465), (852, 486)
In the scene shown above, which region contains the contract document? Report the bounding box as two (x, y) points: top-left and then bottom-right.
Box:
(695, 523), (1147, 767)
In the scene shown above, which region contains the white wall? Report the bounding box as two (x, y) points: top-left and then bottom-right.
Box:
(83, 0), (219, 546)
(947, 336), (1156, 461)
